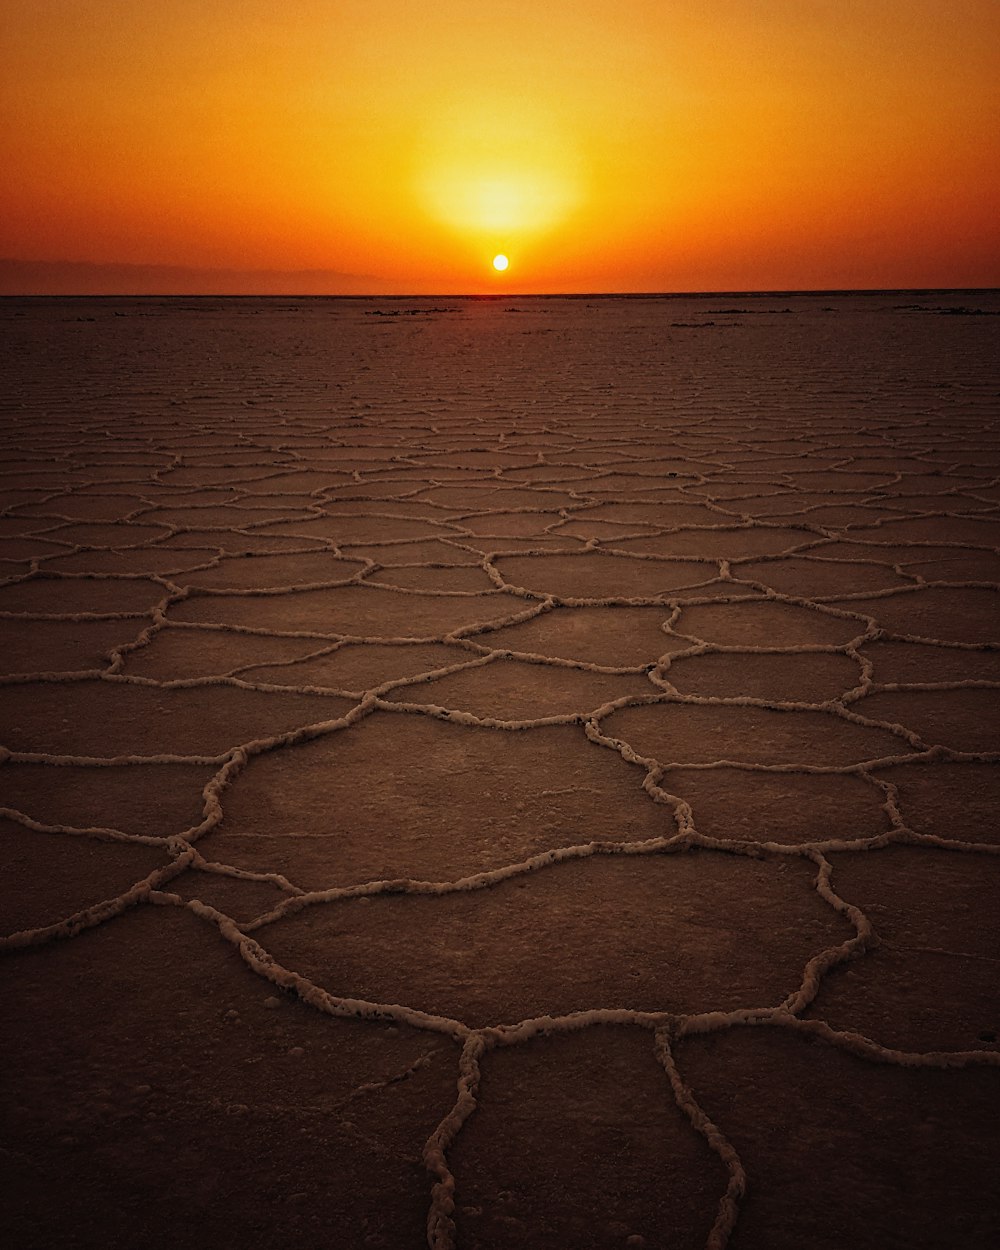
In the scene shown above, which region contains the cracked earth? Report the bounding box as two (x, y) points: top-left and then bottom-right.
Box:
(2, 294), (999, 1249)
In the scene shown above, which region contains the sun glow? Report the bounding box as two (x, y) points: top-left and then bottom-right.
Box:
(492, 253), (509, 272)
(414, 100), (583, 243)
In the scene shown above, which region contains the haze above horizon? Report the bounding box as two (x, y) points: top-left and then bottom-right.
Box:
(2, 1), (997, 295)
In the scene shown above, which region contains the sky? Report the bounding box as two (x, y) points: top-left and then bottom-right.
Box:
(2, 0), (998, 293)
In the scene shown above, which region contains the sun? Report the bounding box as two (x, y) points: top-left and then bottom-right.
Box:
(492, 253), (509, 272)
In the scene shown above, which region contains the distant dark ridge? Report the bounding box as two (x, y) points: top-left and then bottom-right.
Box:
(0, 258), (376, 296)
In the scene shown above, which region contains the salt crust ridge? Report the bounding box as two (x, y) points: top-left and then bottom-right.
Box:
(2, 309), (999, 1248)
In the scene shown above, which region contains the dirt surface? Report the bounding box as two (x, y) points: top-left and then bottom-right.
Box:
(1, 293), (998, 1249)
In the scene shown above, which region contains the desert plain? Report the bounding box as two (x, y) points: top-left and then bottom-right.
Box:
(1, 292), (999, 1249)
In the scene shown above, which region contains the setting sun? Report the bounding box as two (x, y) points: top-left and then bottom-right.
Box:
(492, 253), (509, 272)
(0, 0), (996, 293)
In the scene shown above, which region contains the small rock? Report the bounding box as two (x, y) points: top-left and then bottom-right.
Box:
(385, 1026), (399, 1038)
(132, 1084), (152, 1097)
(287, 1046), (305, 1058)
(627, 1237), (647, 1248)
(224, 1009), (240, 1021)
(263, 996), (282, 1010)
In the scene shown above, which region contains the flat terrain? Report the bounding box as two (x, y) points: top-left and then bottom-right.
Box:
(2, 293), (999, 1249)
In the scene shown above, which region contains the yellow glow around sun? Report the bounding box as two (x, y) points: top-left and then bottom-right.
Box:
(414, 98), (583, 239)
(492, 253), (509, 271)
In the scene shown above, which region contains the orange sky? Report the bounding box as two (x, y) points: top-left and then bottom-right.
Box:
(2, 1), (998, 293)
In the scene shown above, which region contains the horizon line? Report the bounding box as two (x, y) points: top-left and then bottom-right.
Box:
(2, 286), (998, 300)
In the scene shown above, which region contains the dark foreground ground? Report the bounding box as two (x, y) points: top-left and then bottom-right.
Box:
(2, 292), (999, 1249)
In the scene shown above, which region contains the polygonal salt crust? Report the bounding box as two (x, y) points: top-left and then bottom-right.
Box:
(174, 450), (293, 465)
(849, 516), (1000, 545)
(552, 448), (634, 466)
(724, 491), (858, 517)
(170, 583), (521, 638)
(258, 514), (453, 544)
(0, 575), (168, 616)
(782, 470), (899, 491)
(166, 869), (290, 926)
(293, 459), (401, 475)
(896, 471), (995, 493)
(663, 650), (861, 701)
(177, 551), (367, 591)
(121, 628), (330, 680)
(878, 493), (996, 514)
(246, 642), (471, 692)
(610, 527), (819, 560)
(807, 847), (1000, 1051)
(733, 556), (910, 597)
(320, 500), (453, 521)
(676, 1026), (1000, 1250)
(479, 605), (683, 667)
(141, 506), (314, 529)
(673, 599), (865, 647)
(41, 548), (218, 576)
(1, 679), (355, 758)
(855, 689), (1000, 754)
(553, 518), (658, 541)
(232, 492), (328, 510)
(966, 483), (1000, 503)
(155, 530), (326, 553)
(603, 702), (911, 767)
(223, 469), (351, 492)
(415, 451), (539, 470)
(625, 457), (719, 477)
(449, 512), (566, 538)
(454, 535), (581, 556)
(216, 714), (670, 887)
(259, 852), (847, 1028)
(499, 464), (597, 483)
(343, 538), (478, 565)
(0, 818), (168, 936)
(795, 504), (898, 528)
(836, 586), (1000, 646)
(578, 476), (697, 496)
(663, 768), (889, 844)
(418, 486), (582, 511)
(572, 501), (725, 527)
(21, 521), (174, 547)
(384, 655), (654, 719)
(0, 618), (144, 676)
(0, 516), (52, 538)
(0, 493), (86, 513)
(0, 536), (69, 560)
(452, 1027), (722, 1250)
(0, 760), (218, 838)
(365, 565), (497, 593)
(15, 494), (149, 521)
(363, 466), (492, 483)
(494, 553), (713, 599)
(904, 553), (1000, 581)
(1, 905), (455, 1250)
(140, 489), (244, 506)
(321, 481), (424, 501)
(858, 639), (1000, 684)
(808, 541), (956, 565)
(875, 760), (1000, 845)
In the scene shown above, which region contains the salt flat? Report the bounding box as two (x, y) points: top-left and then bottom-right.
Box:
(1, 292), (999, 1249)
